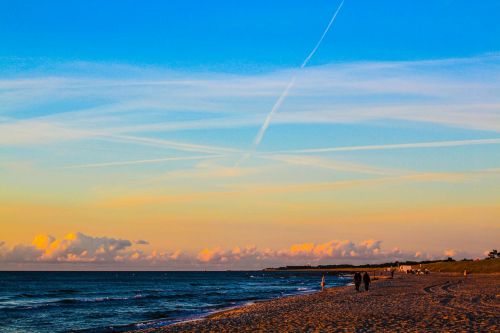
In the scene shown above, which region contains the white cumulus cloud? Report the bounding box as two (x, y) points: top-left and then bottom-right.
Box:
(0, 232), (484, 270)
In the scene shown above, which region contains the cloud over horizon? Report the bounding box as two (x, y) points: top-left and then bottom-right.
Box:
(0, 232), (483, 270)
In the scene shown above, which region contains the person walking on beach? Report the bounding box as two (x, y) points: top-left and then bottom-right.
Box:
(353, 272), (362, 292)
(321, 275), (326, 291)
(363, 272), (371, 291)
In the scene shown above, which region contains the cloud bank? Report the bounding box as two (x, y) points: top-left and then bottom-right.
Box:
(0, 232), (482, 270)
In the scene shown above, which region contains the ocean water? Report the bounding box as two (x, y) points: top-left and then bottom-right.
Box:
(0, 271), (351, 333)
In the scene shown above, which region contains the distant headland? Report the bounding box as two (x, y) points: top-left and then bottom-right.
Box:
(263, 257), (500, 273)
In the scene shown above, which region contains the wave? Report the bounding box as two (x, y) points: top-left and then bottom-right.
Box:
(132, 289), (163, 293)
(128, 287), (320, 332)
(1, 272), (351, 333)
(144, 309), (184, 320)
(2, 292), (204, 311)
(3, 296), (134, 311)
(203, 291), (227, 296)
(57, 296), (131, 304)
(50, 289), (80, 293)
(18, 289), (81, 298)
(4, 285), (321, 313)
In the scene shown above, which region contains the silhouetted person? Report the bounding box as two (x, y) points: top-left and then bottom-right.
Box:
(390, 269), (395, 278)
(353, 272), (362, 291)
(363, 272), (371, 291)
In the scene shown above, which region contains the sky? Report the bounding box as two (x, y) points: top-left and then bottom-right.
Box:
(1, 0), (499, 270)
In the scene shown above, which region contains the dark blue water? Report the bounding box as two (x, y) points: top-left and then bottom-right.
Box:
(0, 271), (351, 333)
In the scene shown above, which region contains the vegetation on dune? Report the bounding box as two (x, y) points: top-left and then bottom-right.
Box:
(423, 258), (500, 273)
(264, 253), (500, 273)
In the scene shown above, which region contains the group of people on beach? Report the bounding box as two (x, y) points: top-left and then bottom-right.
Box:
(353, 272), (371, 292)
(320, 272), (371, 292)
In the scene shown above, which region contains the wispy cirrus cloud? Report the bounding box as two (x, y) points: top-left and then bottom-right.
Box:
(1, 54), (500, 149)
(259, 154), (404, 176)
(1, 55), (499, 204)
(94, 167), (500, 209)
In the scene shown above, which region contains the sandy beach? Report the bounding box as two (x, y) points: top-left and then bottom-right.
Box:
(137, 273), (499, 332)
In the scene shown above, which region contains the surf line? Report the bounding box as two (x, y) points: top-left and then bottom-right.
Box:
(237, 0), (345, 165)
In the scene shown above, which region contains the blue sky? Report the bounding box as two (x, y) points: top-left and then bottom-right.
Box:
(1, 0), (500, 269)
(2, 0), (500, 71)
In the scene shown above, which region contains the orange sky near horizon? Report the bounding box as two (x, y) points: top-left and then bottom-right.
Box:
(2, 168), (499, 260)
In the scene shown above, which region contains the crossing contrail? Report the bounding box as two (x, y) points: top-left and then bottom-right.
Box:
(269, 138), (500, 154)
(238, 0), (345, 165)
(62, 155), (221, 169)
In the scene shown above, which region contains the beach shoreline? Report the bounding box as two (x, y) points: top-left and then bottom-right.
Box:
(132, 281), (325, 331)
(135, 273), (499, 332)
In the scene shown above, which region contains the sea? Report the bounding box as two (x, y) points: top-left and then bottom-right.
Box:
(0, 271), (352, 333)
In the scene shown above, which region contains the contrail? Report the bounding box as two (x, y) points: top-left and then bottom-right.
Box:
(107, 134), (241, 155)
(62, 155), (222, 169)
(238, 0), (345, 165)
(269, 138), (500, 154)
(251, 76), (297, 151)
(300, 0), (346, 69)
(258, 154), (400, 176)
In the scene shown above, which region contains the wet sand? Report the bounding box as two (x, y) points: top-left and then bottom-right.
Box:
(138, 273), (499, 332)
